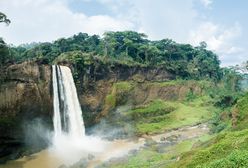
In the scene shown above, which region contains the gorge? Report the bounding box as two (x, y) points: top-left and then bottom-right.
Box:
(0, 61), (211, 167)
(0, 31), (247, 168)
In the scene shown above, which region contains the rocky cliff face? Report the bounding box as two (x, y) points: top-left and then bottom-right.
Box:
(72, 62), (176, 126)
(73, 63), (203, 126)
(0, 61), (204, 162)
(0, 61), (52, 163)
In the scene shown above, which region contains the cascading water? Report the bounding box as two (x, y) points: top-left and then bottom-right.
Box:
(5, 65), (141, 167)
(51, 65), (107, 165)
(52, 65), (85, 139)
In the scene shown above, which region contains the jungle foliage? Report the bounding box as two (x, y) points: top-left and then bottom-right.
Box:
(1, 31), (222, 80)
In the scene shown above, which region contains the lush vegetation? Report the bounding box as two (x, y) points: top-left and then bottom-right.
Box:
(97, 71), (245, 167)
(1, 31), (222, 80)
(163, 73), (248, 167)
(169, 129), (248, 168)
(2, 11), (248, 168)
(100, 135), (212, 168)
(129, 98), (213, 135)
(102, 80), (219, 135)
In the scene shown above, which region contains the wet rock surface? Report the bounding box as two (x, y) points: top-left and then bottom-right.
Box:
(0, 62), (53, 163)
(0, 60), (206, 165)
(87, 123), (210, 168)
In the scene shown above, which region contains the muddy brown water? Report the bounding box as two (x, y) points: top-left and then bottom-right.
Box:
(0, 124), (209, 168)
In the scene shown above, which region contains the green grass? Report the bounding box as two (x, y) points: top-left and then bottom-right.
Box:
(104, 81), (134, 108)
(131, 97), (214, 135)
(114, 81), (134, 92)
(101, 79), (248, 168)
(105, 94), (116, 108)
(147, 80), (212, 88)
(109, 150), (167, 168)
(235, 92), (248, 130)
(164, 90), (248, 168)
(147, 80), (185, 87)
(100, 134), (213, 168)
(198, 150), (248, 168)
(129, 99), (175, 118)
(169, 129), (248, 168)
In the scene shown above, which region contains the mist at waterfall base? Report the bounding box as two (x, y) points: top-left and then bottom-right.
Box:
(50, 65), (109, 165)
(88, 105), (135, 140)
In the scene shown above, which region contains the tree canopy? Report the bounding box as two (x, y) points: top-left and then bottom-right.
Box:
(1, 31), (223, 80)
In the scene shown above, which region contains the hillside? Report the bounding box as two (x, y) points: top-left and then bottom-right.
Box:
(0, 31), (245, 167)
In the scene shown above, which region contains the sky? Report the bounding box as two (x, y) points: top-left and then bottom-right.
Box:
(0, 0), (247, 66)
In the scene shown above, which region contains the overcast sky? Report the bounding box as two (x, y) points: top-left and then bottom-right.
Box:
(0, 0), (247, 66)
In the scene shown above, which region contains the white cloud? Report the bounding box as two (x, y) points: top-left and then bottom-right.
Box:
(0, 0), (134, 44)
(129, 0), (198, 41)
(94, 0), (198, 41)
(189, 22), (241, 52)
(200, 0), (213, 8)
(131, 0), (198, 41)
(0, 0), (246, 66)
(188, 22), (245, 66)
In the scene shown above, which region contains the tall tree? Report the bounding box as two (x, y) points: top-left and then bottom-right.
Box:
(0, 38), (9, 64)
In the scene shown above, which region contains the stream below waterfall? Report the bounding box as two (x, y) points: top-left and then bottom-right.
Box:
(0, 65), (210, 168)
(0, 123), (209, 168)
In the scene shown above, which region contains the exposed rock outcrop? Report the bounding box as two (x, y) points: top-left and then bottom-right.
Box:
(0, 60), (205, 162)
(0, 61), (52, 163)
(74, 62), (175, 125)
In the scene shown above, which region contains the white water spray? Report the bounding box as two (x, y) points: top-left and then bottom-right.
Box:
(52, 65), (85, 139)
(51, 65), (107, 165)
(52, 65), (62, 138)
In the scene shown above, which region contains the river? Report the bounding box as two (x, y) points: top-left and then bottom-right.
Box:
(0, 123), (209, 168)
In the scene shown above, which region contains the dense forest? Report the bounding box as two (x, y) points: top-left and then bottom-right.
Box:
(2, 10), (248, 168)
(1, 31), (222, 80)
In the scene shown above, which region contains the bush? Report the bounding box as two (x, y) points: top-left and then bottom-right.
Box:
(200, 150), (248, 168)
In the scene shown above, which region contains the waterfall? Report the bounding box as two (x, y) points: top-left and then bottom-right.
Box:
(52, 65), (85, 139)
(52, 65), (62, 137)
